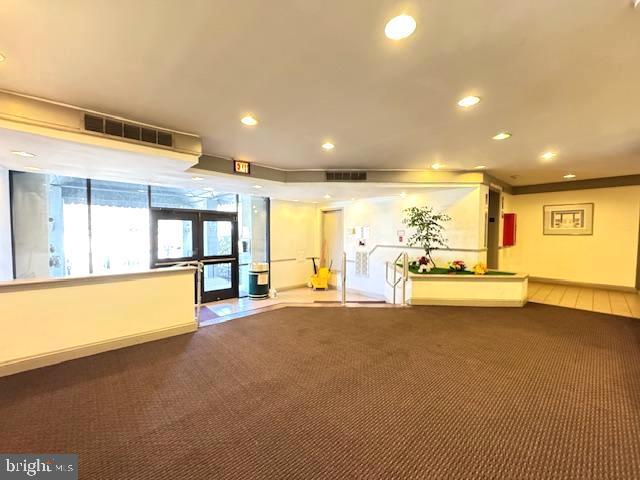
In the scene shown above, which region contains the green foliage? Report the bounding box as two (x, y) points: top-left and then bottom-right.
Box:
(402, 206), (451, 267)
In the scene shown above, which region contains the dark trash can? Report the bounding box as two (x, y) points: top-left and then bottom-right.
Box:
(249, 262), (269, 299)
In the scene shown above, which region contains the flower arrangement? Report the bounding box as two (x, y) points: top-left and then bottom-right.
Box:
(473, 262), (488, 275)
(411, 256), (431, 273)
(447, 260), (466, 272)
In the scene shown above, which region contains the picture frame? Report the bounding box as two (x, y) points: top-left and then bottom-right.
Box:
(543, 203), (594, 235)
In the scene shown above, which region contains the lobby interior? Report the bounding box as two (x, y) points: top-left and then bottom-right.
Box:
(1, 1), (640, 479)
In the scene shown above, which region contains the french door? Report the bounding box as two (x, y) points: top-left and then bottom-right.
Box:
(151, 209), (239, 302)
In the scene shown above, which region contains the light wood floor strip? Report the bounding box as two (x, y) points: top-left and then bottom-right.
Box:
(624, 293), (640, 318)
(558, 287), (580, 308)
(527, 282), (543, 298)
(527, 282), (639, 319)
(531, 284), (554, 303)
(609, 292), (632, 317)
(544, 286), (566, 305)
(575, 288), (594, 311)
(593, 290), (612, 314)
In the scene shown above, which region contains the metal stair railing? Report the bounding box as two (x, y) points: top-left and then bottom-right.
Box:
(155, 260), (204, 325)
(385, 252), (409, 305)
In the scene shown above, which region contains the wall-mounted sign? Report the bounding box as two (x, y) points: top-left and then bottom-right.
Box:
(234, 160), (251, 175)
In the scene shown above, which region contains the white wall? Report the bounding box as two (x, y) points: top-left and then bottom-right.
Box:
(0, 268), (197, 377)
(0, 167), (13, 280)
(500, 186), (640, 289)
(270, 200), (320, 290)
(331, 186), (485, 297)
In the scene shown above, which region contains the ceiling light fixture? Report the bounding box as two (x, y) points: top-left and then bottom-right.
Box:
(473, 165), (487, 170)
(563, 173), (576, 180)
(322, 142), (335, 151)
(241, 115), (258, 126)
(0, 53), (5, 62)
(11, 150), (36, 157)
(457, 96), (481, 108)
(252, 184), (263, 189)
(431, 163), (442, 170)
(492, 132), (512, 141)
(541, 151), (557, 161)
(384, 14), (417, 40)
(323, 194), (331, 199)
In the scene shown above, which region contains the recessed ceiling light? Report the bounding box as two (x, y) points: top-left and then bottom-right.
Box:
(457, 96), (481, 108)
(400, 192), (407, 197)
(540, 151), (557, 161)
(292, 199), (300, 202)
(321, 142), (335, 151)
(11, 150), (37, 157)
(492, 132), (512, 141)
(25, 166), (41, 172)
(192, 176), (203, 181)
(384, 14), (417, 40)
(0, 53), (5, 62)
(241, 115), (258, 126)
(323, 194), (331, 199)
(252, 184), (263, 189)
(563, 173), (576, 179)
(431, 163), (442, 170)
(473, 165), (487, 170)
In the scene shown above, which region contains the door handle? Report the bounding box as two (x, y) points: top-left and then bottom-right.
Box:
(201, 258), (236, 264)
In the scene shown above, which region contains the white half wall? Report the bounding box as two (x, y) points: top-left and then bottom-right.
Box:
(500, 186), (640, 289)
(0, 267), (197, 377)
(270, 200), (320, 290)
(0, 167), (13, 280)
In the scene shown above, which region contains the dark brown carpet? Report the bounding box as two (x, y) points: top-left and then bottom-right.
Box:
(2, 304), (640, 479)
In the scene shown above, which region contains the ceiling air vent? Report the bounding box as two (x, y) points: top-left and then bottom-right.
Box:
(326, 171), (367, 182)
(83, 113), (173, 148)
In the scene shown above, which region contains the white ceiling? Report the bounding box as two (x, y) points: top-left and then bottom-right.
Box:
(0, 0), (639, 185)
(1, 127), (450, 203)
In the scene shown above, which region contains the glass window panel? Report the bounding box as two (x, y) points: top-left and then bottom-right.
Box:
(11, 172), (90, 279)
(238, 195), (269, 296)
(204, 263), (232, 292)
(239, 264), (249, 297)
(157, 219), (193, 259)
(90, 180), (150, 273)
(150, 186), (237, 212)
(203, 220), (232, 256)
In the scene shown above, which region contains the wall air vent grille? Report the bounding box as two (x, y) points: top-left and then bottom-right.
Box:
(325, 171), (367, 182)
(83, 113), (173, 148)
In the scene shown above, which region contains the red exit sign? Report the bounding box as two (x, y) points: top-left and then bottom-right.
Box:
(234, 160), (251, 175)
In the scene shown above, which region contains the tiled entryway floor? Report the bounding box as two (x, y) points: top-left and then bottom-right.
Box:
(199, 288), (386, 325)
(528, 282), (640, 319)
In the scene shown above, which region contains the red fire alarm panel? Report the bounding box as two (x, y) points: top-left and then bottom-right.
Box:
(503, 213), (516, 247)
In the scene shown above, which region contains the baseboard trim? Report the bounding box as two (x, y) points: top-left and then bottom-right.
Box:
(409, 298), (527, 307)
(0, 322), (197, 378)
(529, 276), (638, 293)
(274, 283), (311, 292)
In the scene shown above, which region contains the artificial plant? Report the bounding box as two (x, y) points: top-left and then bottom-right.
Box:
(403, 206), (451, 268)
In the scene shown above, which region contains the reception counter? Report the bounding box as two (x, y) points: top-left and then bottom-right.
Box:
(0, 266), (198, 377)
(390, 271), (529, 307)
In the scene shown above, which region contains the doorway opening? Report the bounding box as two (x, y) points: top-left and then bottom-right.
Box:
(321, 209), (344, 288)
(487, 189), (501, 270)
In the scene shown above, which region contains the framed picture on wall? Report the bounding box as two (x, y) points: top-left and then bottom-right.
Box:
(543, 203), (594, 235)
